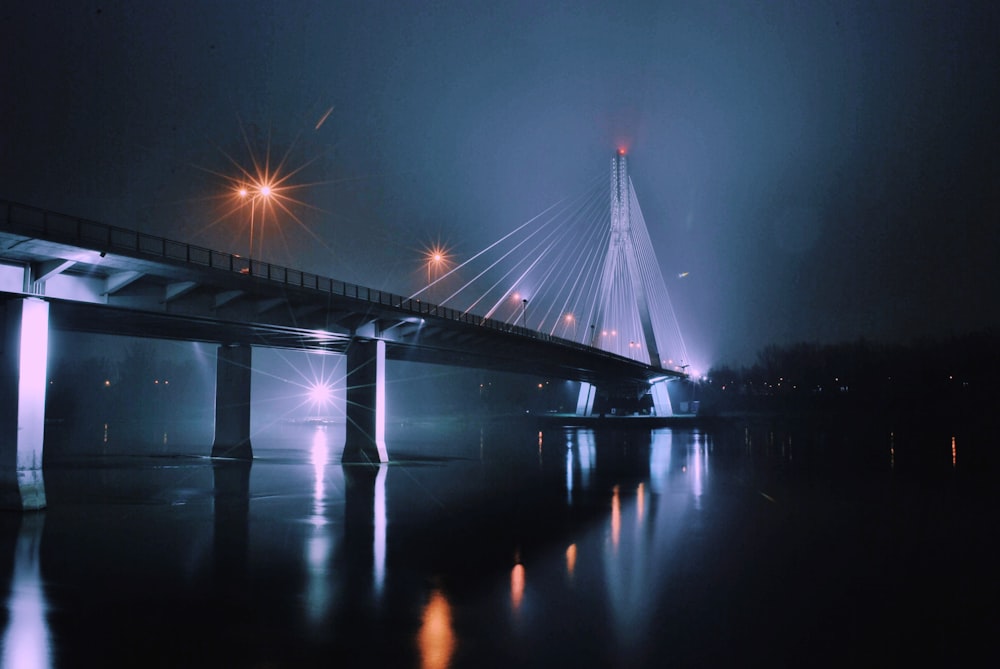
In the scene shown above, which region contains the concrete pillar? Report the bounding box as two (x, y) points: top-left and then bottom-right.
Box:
(0, 298), (49, 510)
(575, 381), (596, 416)
(212, 344), (253, 459)
(342, 339), (388, 463)
(651, 380), (674, 417)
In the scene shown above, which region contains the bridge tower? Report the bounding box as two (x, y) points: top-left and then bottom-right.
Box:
(579, 150), (677, 417)
(590, 149), (662, 368)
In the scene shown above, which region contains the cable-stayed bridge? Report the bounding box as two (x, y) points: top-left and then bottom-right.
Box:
(413, 150), (689, 371)
(0, 153), (691, 508)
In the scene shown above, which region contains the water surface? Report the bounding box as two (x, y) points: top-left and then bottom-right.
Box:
(2, 418), (995, 667)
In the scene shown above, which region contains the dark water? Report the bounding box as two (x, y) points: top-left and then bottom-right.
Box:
(2, 417), (997, 668)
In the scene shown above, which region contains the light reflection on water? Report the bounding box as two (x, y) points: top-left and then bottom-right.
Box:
(373, 464), (388, 598)
(1, 514), (51, 669)
(9, 420), (993, 667)
(305, 425), (334, 628)
(565, 543), (577, 580)
(418, 589), (456, 669)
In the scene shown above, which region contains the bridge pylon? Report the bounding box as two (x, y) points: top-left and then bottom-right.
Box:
(577, 150), (681, 417)
(589, 150), (664, 368)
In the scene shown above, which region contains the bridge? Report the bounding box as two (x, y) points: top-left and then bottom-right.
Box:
(0, 151), (690, 509)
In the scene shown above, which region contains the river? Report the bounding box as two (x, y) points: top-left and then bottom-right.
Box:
(1, 416), (995, 667)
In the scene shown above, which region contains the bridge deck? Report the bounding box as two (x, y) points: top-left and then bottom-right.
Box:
(0, 199), (683, 384)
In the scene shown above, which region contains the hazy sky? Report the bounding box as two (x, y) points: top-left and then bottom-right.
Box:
(2, 1), (997, 366)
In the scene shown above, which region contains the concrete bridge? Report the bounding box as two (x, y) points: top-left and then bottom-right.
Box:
(0, 198), (683, 509)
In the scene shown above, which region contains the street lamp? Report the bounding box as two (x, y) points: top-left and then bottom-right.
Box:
(564, 313), (576, 340)
(429, 253), (442, 282)
(239, 181), (273, 265)
(238, 186), (253, 262)
(521, 299), (528, 329)
(425, 247), (447, 284)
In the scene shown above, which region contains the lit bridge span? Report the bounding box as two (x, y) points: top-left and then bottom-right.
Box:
(0, 152), (690, 509)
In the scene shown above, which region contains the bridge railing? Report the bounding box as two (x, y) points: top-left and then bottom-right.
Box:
(2, 199), (644, 366)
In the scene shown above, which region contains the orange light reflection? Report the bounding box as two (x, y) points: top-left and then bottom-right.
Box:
(610, 485), (621, 549)
(418, 589), (455, 669)
(636, 482), (645, 524)
(510, 563), (526, 611)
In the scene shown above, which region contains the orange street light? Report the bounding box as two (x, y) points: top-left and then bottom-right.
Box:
(564, 313), (577, 340)
(239, 181), (273, 263)
(423, 244), (451, 285)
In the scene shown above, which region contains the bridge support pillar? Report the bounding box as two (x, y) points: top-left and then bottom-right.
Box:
(650, 380), (674, 417)
(575, 382), (596, 416)
(0, 298), (49, 510)
(212, 344), (253, 459)
(343, 339), (388, 464)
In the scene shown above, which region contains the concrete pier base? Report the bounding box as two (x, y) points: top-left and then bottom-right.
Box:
(343, 339), (388, 464)
(576, 381), (596, 416)
(651, 380), (674, 417)
(0, 298), (49, 510)
(212, 344), (253, 459)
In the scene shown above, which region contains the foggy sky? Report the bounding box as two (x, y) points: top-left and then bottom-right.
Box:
(2, 1), (997, 366)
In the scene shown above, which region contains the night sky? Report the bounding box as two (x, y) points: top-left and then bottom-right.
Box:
(2, 1), (997, 367)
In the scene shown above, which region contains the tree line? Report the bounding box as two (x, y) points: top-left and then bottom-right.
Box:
(702, 330), (999, 418)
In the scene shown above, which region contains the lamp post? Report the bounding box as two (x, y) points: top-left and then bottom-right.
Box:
(564, 313), (576, 341)
(521, 299), (528, 329)
(238, 186), (253, 261)
(423, 245), (450, 302)
(427, 250), (445, 284)
(239, 182), (272, 266)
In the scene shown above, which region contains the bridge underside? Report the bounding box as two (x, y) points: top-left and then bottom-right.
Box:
(39, 295), (668, 388)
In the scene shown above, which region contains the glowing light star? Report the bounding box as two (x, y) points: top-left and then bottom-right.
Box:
(307, 381), (334, 409)
(422, 243), (453, 284)
(196, 118), (338, 263)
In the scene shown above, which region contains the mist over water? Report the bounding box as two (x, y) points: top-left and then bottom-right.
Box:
(5, 416), (995, 667)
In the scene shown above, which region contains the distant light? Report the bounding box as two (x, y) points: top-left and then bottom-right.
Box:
(238, 186), (249, 198)
(259, 184), (272, 197)
(618, 147), (626, 155)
